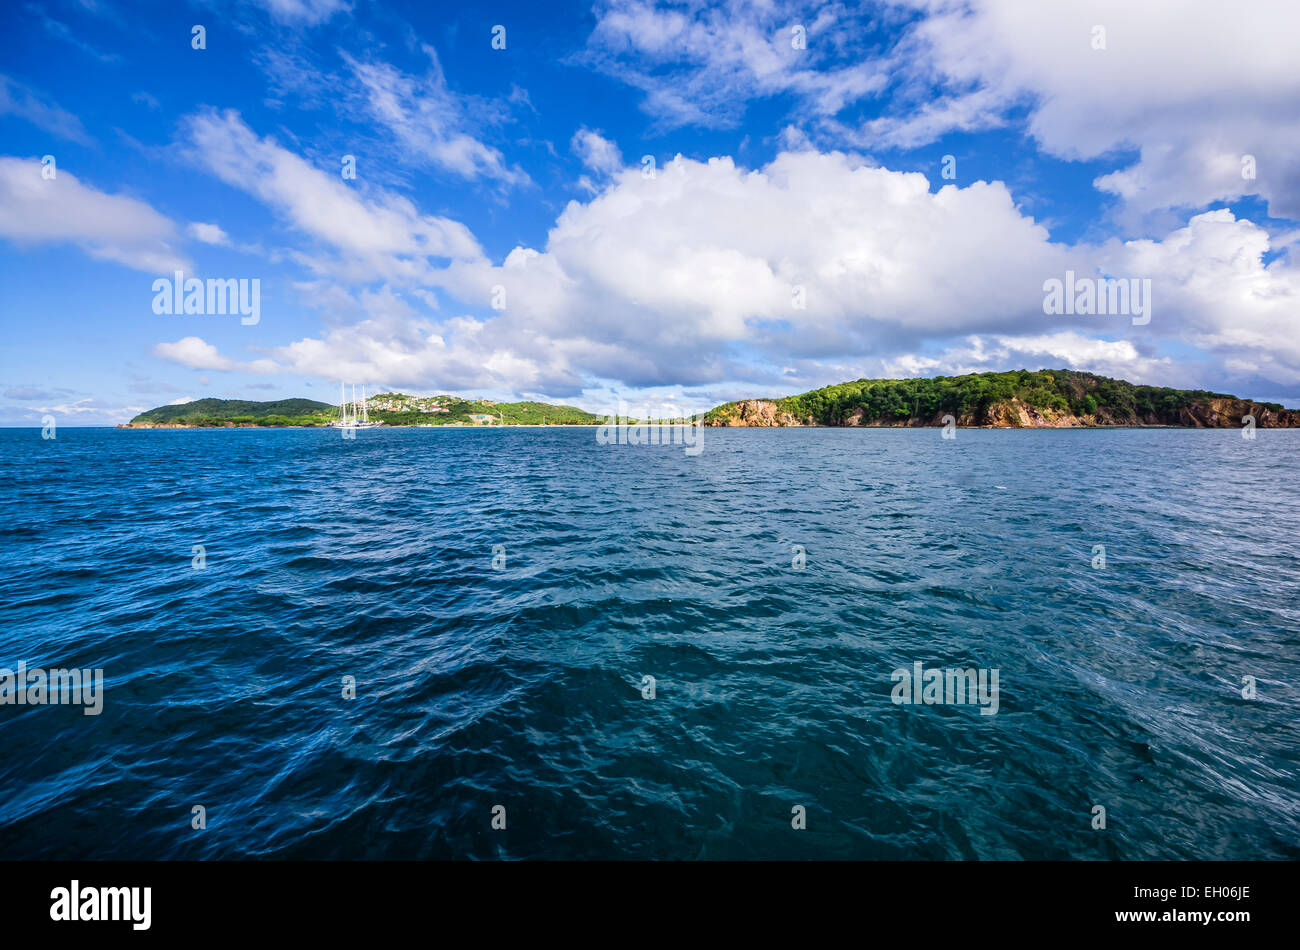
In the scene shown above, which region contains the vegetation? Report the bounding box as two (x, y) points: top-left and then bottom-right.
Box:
(127, 394), (598, 427)
(704, 369), (1287, 426)
(128, 398), (335, 427)
(125, 371), (1295, 430)
(368, 395), (598, 426)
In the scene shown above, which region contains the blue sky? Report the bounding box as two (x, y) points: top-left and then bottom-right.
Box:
(2, 0), (1299, 424)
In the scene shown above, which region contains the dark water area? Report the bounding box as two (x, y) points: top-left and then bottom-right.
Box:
(1, 426), (1296, 859)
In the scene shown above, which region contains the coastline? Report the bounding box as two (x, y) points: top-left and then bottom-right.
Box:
(108, 421), (1265, 431)
(114, 422), (603, 430)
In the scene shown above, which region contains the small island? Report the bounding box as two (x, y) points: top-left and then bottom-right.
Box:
(121, 393), (600, 428)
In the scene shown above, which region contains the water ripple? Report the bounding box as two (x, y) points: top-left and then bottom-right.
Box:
(0, 426), (1297, 859)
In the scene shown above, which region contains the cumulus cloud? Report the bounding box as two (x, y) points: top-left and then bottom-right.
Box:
(879, 332), (1177, 387)
(278, 284), (581, 394)
(153, 337), (232, 371)
(428, 150), (1076, 391)
(583, 1), (1300, 224)
(0, 155), (185, 272)
(161, 147), (1300, 403)
(871, 0), (1300, 220)
(153, 336), (278, 374)
(1100, 210), (1300, 384)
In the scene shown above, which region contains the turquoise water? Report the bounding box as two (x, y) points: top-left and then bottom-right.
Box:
(1, 426), (1296, 859)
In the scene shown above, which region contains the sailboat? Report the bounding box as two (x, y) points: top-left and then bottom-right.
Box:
(329, 382), (381, 428)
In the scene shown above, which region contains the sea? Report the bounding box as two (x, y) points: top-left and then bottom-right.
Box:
(1, 425), (1296, 859)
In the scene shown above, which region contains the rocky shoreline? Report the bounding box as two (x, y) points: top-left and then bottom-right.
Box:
(705, 396), (1300, 428)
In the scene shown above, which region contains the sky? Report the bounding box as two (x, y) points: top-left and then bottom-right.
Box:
(1, 0), (1299, 425)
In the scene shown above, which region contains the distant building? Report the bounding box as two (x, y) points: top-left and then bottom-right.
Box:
(467, 413), (496, 423)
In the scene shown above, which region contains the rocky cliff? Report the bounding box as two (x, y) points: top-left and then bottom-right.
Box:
(704, 371), (1300, 428)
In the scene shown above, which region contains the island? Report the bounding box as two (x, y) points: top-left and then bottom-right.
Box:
(119, 371), (1299, 429)
(703, 369), (1299, 428)
(121, 393), (599, 428)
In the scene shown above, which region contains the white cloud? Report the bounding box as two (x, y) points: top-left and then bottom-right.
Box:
(153, 336), (277, 374)
(341, 48), (529, 188)
(0, 155), (185, 272)
(152, 337), (234, 371)
(880, 331), (1176, 386)
(442, 153), (1300, 390)
(583, 0), (889, 129)
(845, 86), (1011, 151)
(182, 110), (485, 282)
(1101, 210), (1300, 383)
(584, 2), (1300, 223)
(429, 150), (1075, 389)
(571, 127), (624, 178)
(188, 222), (230, 245)
(871, 0), (1300, 220)
(273, 284), (580, 394)
(253, 0), (350, 26)
(24, 398), (149, 421)
(162, 147), (1300, 402)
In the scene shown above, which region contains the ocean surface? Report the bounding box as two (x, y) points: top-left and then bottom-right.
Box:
(1, 425), (1297, 860)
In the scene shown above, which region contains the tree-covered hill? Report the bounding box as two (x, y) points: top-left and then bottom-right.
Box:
(124, 394), (599, 427)
(368, 395), (598, 426)
(126, 398), (335, 427)
(703, 369), (1299, 428)
(122, 371), (1299, 429)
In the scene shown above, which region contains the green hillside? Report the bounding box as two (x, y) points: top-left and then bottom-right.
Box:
(125, 394), (599, 427)
(369, 394), (598, 426)
(704, 369), (1298, 428)
(128, 398), (335, 427)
